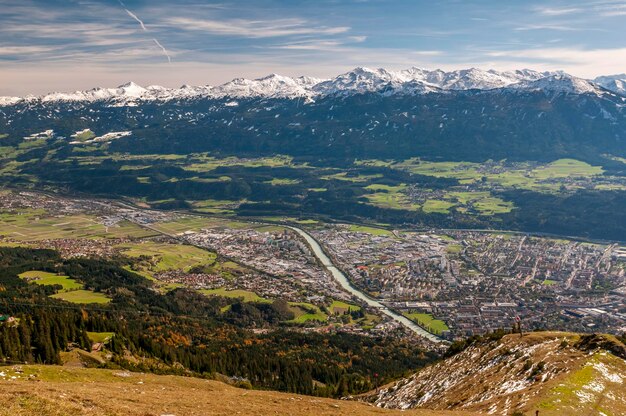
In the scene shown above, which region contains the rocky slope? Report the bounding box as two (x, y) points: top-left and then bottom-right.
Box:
(370, 332), (626, 416)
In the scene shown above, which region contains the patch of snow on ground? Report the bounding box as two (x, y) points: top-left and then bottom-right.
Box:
(499, 379), (529, 395)
(593, 362), (623, 383)
(575, 389), (595, 403)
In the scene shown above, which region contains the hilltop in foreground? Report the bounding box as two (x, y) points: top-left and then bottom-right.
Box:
(371, 332), (626, 416)
(0, 365), (475, 416)
(1, 333), (624, 416)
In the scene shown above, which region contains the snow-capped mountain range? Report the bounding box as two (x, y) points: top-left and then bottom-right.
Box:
(1, 67), (625, 106)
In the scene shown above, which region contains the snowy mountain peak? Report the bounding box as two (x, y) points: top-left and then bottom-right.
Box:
(594, 74), (626, 95)
(513, 73), (601, 95)
(118, 81), (141, 89)
(0, 67), (620, 106)
(213, 73), (311, 98)
(312, 66), (406, 95)
(117, 82), (147, 97)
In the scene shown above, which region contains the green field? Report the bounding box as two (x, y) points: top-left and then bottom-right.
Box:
(118, 241), (217, 275)
(19, 270), (111, 304)
(50, 290), (111, 304)
(18, 271), (82, 291)
(347, 224), (393, 236)
(198, 288), (270, 303)
(422, 199), (456, 214)
(393, 158), (606, 193)
(184, 155), (297, 172)
(322, 172), (384, 182)
(288, 302), (328, 323)
(329, 300), (361, 315)
(403, 312), (449, 335)
(86, 332), (115, 343)
(363, 184), (421, 211)
(71, 130), (96, 142)
(264, 178), (301, 186)
(189, 199), (238, 214)
(187, 176), (231, 183)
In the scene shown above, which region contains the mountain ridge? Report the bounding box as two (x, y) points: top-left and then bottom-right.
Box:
(2, 67), (625, 106)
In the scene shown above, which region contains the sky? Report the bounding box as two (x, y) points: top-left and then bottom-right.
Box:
(1, 0), (626, 95)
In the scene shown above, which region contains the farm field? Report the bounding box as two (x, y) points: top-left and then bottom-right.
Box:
(0, 209), (156, 241)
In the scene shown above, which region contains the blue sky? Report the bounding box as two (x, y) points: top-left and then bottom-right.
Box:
(1, 0), (626, 95)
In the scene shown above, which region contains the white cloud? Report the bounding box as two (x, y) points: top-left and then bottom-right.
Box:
(600, 9), (626, 16)
(349, 36), (367, 43)
(535, 7), (583, 16)
(165, 17), (350, 38)
(485, 46), (626, 77)
(514, 24), (580, 32)
(0, 45), (57, 55)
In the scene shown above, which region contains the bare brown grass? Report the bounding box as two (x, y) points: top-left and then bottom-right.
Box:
(0, 365), (480, 416)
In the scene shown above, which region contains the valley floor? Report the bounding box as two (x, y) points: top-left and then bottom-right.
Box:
(0, 365), (480, 416)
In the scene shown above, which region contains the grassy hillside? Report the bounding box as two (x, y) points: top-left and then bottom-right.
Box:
(0, 365), (478, 416)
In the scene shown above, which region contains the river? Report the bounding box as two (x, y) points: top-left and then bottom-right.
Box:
(287, 226), (446, 344)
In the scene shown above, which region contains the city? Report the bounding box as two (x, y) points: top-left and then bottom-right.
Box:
(1, 190), (624, 342)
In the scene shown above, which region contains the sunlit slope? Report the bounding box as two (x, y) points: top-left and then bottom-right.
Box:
(372, 332), (626, 416)
(0, 365), (479, 416)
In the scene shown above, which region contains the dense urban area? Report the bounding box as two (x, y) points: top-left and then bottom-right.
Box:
(1, 189), (624, 343)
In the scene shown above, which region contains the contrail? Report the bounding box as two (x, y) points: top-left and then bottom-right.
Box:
(117, 0), (171, 64)
(125, 9), (147, 31)
(153, 39), (171, 64)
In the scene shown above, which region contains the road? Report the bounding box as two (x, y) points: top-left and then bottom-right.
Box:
(287, 226), (447, 344)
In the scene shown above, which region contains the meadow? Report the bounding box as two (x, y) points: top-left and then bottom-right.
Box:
(18, 271), (81, 291)
(403, 312), (449, 335)
(118, 241), (218, 274)
(19, 270), (111, 304)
